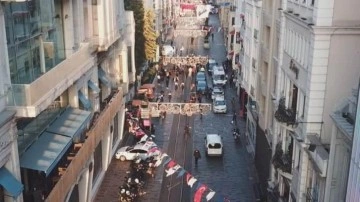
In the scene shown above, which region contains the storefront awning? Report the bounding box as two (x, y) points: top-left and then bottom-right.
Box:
(0, 167), (23, 197)
(20, 132), (72, 176)
(78, 91), (91, 110)
(98, 68), (112, 88)
(46, 108), (92, 142)
(88, 80), (101, 93)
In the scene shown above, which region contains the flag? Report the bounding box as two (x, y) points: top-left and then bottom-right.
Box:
(206, 191), (216, 201)
(186, 173), (192, 183)
(148, 147), (159, 154)
(176, 168), (186, 178)
(162, 158), (172, 167)
(194, 184), (207, 202)
(188, 177), (198, 187)
(165, 165), (181, 177)
(218, 27), (222, 32)
(166, 160), (176, 168)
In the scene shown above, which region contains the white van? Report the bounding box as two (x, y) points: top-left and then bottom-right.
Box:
(212, 66), (227, 86)
(204, 134), (223, 156)
(162, 45), (175, 56)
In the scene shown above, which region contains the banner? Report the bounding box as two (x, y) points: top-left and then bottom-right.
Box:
(145, 139), (230, 201)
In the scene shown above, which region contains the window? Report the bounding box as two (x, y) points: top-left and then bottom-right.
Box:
(231, 17), (235, 25)
(311, 0), (315, 6)
(127, 46), (132, 73)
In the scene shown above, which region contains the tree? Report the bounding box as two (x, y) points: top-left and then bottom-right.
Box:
(124, 0), (146, 73)
(143, 10), (158, 61)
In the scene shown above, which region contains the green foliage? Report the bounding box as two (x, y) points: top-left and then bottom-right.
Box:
(143, 10), (157, 61)
(124, 0), (146, 73)
(141, 66), (157, 84)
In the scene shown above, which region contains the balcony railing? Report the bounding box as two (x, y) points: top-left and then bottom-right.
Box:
(8, 44), (96, 117)
(306, 187), (319, 202)
(272, 142), (292, 173)
(45, 89), (123, 202)
(274, 97), (296, 124)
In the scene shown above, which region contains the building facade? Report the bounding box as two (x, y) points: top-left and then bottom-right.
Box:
(236, 0), (262, 157)
(346, 85), (360, 201)
(270, 0), (360, 201)
(0, 0), (135, 201)
(0, 4), (23, 202)
(325, 89), (356, 202)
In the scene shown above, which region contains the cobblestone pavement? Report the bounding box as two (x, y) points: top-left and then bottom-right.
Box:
(95, 13), (258, 202)
(189, 15), (257, 202)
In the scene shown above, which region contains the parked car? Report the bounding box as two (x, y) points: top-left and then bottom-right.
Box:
(212, 66), (227, 86)
(196, 80), (208, 93)
(204, 134), (223, 156)
(115, 143), (159, 161)
(207, 58), (217, 75)
(213, 96), (227, 113)
(136, 139), (157, 148)
(162, 45), (175, 56)
(196, 71), (206, 82)
(211, 86), (225, 100)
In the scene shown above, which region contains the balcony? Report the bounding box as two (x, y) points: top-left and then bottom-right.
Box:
(305, 134), (329, 177)
(306, 187), (319, 202)
(46, 89), (123, 202)
(272, 142), (292, 174)
(275, 97), (296, 124)
(8, 44), (96, 117)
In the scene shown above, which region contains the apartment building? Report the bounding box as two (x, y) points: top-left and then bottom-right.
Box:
(0, 0), (135, 201)
(346, 85), (360, 201)
(252, 0), (281, 195)
(0, 5), (23, 202)
(325, 89), (356, 202)
(234, 0), (262, 157)
(269, 0), (360, 201)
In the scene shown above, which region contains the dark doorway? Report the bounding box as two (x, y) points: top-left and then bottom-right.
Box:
(254, 125), (272, 198)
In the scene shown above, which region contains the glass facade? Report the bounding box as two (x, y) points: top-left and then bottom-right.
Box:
(4, 0), (65, 84)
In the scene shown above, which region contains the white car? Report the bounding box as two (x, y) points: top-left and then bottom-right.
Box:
(211, 86), (224, 100)
(162, 45), (175, 56)
(213, 96), (227, 113)
(207, 59), (217, 74)
(115, 143), (159, 161)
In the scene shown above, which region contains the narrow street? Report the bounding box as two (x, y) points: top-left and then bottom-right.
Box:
(95, 12), (257, 202)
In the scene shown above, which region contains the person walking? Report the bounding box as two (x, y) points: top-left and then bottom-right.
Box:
(232, 112), (237, 124)
(211, 32), (214, 41)
(175, 81), (179, 90)
(181, 82), (185, 91)
(165, 77), (170, 88)
(188, 66), (193, 77)
(168, 92), (172, 102)
(199, 108), (203, 120)
(180, 46), (185, 56)
(193, 149), (201, 165)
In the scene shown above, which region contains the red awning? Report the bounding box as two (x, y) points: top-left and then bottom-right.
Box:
(228, 51), (234, 56)
(230, 30), (235, 35)
(180, 4), (196, 10)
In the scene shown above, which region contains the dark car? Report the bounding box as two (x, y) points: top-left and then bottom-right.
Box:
(196, 80), (207, 93)
(196, 72), (206, 82)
